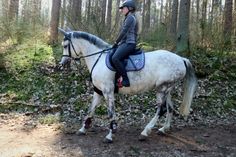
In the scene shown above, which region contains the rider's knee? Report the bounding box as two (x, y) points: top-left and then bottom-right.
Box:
(112, 56), (119, 64)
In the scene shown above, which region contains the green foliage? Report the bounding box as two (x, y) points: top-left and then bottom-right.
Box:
(0, 20), (235, 117)
(190, 50), (236, 115)
(39, 114), (60, 125)
(191, 50), (236, 79)
(137, 42), (154, 51)
(0, 34), (88, 112)
(0, 102), (35, 113)
(1, 40), (54, 100)
(141, 24), (169, 49)
(95, 105), (107, 115)
(223, 96), (236, 111)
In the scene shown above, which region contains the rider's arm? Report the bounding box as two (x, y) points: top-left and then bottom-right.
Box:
(115, 15), (135, 44)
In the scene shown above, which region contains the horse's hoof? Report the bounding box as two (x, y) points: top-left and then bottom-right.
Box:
(103, 138), (113, 144)
(112, 128), (117, 134)
(138, 134), (148, 141)
(157, 130), (165, 136)
(77, 131), (86, 136)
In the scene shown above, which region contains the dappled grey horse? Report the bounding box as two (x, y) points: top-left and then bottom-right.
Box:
(58, 28), (197, 143)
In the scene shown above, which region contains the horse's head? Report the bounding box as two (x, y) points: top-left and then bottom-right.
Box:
(58, 28), (84, 68)
(58, 28), (71, 69)
(58, 28), (111, 70)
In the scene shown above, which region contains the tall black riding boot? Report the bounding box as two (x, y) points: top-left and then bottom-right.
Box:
(122, 74), (130, 87)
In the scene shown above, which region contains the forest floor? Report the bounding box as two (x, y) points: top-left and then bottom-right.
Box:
(0, 113), (235, 157)
(0, 41), (236, 157)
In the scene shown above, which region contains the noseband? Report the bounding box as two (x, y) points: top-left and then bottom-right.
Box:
(62, 35), (80, 59)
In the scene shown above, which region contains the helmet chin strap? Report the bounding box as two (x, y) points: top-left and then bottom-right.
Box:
(125, 8), (132, 16)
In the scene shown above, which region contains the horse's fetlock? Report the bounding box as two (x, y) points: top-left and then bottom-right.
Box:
(84, 117), (92, 129)
(110, 120), (118, 133)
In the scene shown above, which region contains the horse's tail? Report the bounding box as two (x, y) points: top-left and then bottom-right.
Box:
(179, 58), (197, 117)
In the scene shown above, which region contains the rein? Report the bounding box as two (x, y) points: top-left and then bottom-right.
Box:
(63, 39), (112, 61)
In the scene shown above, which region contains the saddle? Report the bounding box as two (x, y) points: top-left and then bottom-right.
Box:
(105, 49), (145, 91)
(105, 48), (145, 72)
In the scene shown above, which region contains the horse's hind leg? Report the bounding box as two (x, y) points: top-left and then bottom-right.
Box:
(78, 92), (102, 135)
(158, 92), (173, 133)
(139, 92), (167, 140)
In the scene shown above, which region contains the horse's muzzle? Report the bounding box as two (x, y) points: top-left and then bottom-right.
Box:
(57, 56), (71, 70)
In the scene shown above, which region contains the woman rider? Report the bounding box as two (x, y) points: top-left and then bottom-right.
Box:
(111, 0), (138, 87)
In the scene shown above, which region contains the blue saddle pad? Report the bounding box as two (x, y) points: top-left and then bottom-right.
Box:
(105, 50), (145, 72)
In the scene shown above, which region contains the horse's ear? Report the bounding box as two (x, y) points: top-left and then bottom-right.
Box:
(58, 28), (67, 35)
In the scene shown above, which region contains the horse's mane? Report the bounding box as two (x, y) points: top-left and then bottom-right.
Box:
(72, 31), (111, 49)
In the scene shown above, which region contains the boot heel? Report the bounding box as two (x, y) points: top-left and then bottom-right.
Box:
(122, 76), (130, 87)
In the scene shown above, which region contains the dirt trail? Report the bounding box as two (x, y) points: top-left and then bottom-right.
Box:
(0, 114), (235, 157)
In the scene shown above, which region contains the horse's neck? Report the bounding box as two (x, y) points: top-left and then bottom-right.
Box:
(75, 39), (102, 72)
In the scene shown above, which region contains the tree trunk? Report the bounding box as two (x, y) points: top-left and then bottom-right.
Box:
(101, 0), (107, 28)
(106, 0), (112, 31)
(49, 0), (61, 45)
(60, 0), (66, 28)
(152, 1), (158, 27)
(234, 0), (236, 36)
(196, 0), (199, 24)
(169, 0), (178, 44)
(164, 0), (170, 25)
(223, 0), (233, 49)
(1, 0), (8, 18)
(71, 0), (82, 29)
(8, 0), (19, 20)
(145, 0), (151, 29)
(31, 0), (41, 28)
(201, 0), (208, 46)
(86, 0), (91, 25)
(142, 0), (145, 34)
(210, 0), (221, 39)
(34, 0), (41, 19)
(114, 0), (121, 33)
(177, 0), (191, 55)
(160, 0), (164, 24)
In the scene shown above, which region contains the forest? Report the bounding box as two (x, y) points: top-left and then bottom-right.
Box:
(0, 0), (235, 157)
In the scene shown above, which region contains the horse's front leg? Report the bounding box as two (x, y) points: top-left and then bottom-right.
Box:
(104, 93), (117, 143)
(78, 92), (102, 135)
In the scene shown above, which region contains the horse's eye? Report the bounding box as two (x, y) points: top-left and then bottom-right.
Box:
(64, 45), (68, 49)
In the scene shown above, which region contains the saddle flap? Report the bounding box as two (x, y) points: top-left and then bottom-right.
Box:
(105, 49), (145, 72)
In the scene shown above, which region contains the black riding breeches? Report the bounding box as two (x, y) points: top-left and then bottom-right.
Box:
(111, 43), (136, 76)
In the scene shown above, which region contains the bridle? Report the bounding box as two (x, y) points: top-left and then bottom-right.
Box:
(62, 35), (112, 62)
(61, 35), (80, 60)
(60, 35), (113, 84)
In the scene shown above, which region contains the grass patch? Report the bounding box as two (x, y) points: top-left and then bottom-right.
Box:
(39, 114), (60, 125)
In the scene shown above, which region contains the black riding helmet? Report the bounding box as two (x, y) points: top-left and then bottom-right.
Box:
(119, 0), (136, 11)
